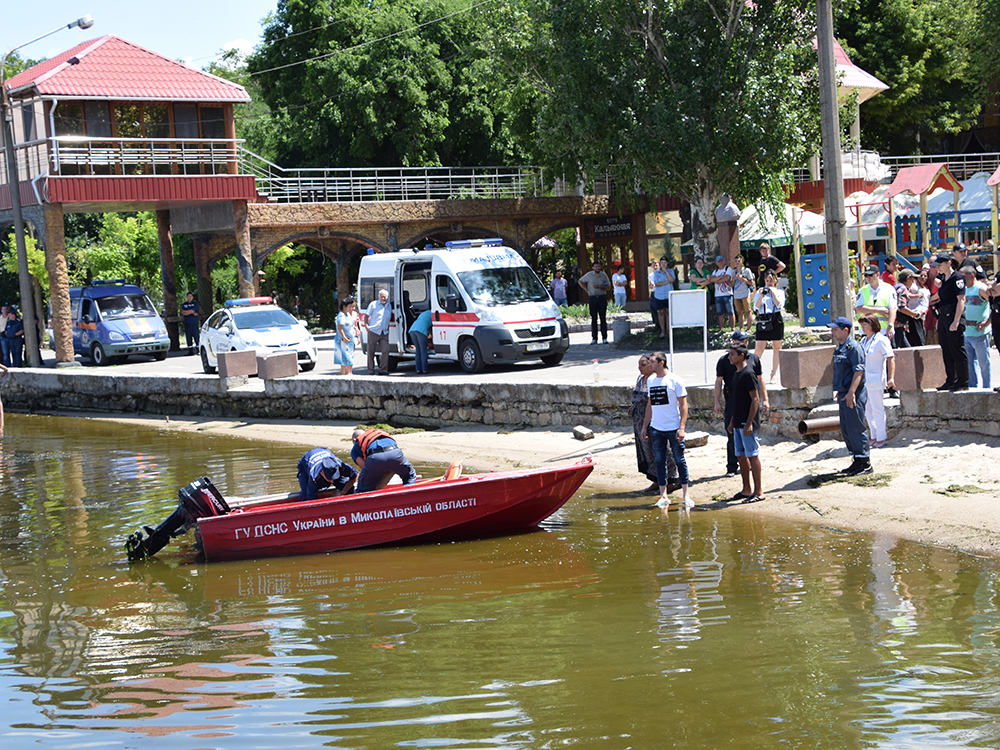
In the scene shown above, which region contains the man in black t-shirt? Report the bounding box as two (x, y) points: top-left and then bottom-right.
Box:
(726, 345), (763, 502)
(714, 330), (768, 476)
(756, 242), (786, 288)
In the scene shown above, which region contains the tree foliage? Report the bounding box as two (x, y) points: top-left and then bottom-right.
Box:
(838, 0), (983, 155)
(497, 0), (821, 259)
(247, 0), (532, 168)
(206, 50), (278, 161)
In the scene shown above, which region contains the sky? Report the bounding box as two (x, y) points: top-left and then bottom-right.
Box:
(2, 0), (278, 69)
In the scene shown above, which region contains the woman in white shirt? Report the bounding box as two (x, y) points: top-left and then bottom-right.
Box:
(858, 314), (895, 448)
(753, 271), (785, 383)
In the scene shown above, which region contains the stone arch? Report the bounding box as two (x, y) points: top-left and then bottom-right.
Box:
(398, 226), (519, 251)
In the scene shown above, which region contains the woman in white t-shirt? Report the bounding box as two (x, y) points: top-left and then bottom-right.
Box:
(753, 271), (786, 383)
(858, 314), (895, 448)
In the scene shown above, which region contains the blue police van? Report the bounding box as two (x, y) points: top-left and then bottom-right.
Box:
(69, 280), (170, 365)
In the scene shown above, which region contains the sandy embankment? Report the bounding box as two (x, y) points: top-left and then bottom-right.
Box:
(90, 412), (1000, 559)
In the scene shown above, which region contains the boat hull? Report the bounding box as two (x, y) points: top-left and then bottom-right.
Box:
(195, 458), (593, 561)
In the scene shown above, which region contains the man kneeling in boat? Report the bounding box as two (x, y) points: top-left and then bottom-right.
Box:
(297, 448), (358, 501)
(351, 428), (418, 493)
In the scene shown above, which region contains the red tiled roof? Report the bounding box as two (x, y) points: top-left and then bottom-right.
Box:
(4, 35), (249, 103)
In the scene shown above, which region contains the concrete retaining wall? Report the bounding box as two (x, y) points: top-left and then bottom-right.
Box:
(2, 369), (996, 440)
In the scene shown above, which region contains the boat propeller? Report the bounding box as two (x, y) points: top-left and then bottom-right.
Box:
(125, 477), (231, 562)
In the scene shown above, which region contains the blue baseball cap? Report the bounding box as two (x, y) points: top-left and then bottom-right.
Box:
(715, 255), (725, 262)
(731, 330), (750, 342)
(829, 316), (853, 329)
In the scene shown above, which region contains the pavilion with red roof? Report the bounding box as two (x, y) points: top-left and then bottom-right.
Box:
(0, 35), (262, 363)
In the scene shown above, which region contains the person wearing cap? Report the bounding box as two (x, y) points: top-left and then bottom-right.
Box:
(3, 309), (23, 368)
(951, 242), (977, 273)
(611, 261), (628, 308)
(708, 254), (735, 330)
(855, 265), (897, 329)
(714, 330), (768, 478)
(351, 428), (417, 494)
(297, 447), (358, 502)
(961, 264), (991, 389)
(929, 252), (968, 390)
(180, 292), (200, 355)
(650, 257), (675, 337)
(830, 316), (872, 476)
(579, 260), (612, 344)
(756, 242), (786, 288)
(641, 352), (694, 508)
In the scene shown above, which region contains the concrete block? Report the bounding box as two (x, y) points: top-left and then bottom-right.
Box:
(893, 345), (946, 391)
(573, 425), (595, 441)
(257, 351), (299, 380)
(218, 350), (257, 378)
(779, 345), (834, 389)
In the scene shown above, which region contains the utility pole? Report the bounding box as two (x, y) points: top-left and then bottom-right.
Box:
(816, 0), (851, 319)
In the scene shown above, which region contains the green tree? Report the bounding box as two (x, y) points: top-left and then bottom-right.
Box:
(497, 0), (821, 260)
(96, 213), (162, 298)
(247, 0), (532, 168)
(838, 0), (983, 155)
(205, 50), (277, 161)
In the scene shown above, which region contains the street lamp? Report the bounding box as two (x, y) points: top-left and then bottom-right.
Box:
(2, 15), (94, 367)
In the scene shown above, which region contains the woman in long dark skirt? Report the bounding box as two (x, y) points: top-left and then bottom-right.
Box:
(629, 354), (677, 492)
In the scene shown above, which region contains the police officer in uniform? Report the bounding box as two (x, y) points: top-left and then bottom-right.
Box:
(830, 316), (872, 476)
(180, 292), (200, 354)
(929, 252), (968, 391)
(351, 428), (417, 494)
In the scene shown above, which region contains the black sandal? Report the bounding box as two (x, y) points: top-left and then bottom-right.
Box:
(741, 495), (765, 504)
(730, 491), (753, 502)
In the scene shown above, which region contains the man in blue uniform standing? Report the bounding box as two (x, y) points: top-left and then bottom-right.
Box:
(830, 316), (872, 476)
(351, 428), (418, 493)
(296, 448), (357, 501)
(180, 292), (200, 355)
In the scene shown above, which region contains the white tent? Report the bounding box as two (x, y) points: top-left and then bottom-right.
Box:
(737, 202), (826, 246)
(843, 186), (922, 241)
(926, 172), (992, 227)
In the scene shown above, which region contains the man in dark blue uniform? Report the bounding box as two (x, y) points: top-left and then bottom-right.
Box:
(296, 448), (357, 501)
(351, 428), (417, 493)
(929, 253), (968, 391)
(830, 316), (871, 476)
(180, 292), (200, 355)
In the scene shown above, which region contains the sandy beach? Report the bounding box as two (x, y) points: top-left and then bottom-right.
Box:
(84, 412), (1000, 559)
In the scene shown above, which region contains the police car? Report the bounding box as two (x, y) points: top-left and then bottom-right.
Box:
(199, 297), (318, 374)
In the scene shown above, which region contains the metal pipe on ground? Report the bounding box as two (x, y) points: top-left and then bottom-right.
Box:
(798, 416), (842, 436)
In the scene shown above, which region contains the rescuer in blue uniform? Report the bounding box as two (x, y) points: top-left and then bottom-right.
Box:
(351, 428), (417, 493)
(830, 316), (871, 476)
(296, 448), (357, 501)
(180, 292), (200, 354)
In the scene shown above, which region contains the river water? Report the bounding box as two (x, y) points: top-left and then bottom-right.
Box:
(2, 414), (1000, 749)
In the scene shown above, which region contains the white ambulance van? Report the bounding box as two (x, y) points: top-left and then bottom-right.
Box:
(357, 239), (570, 373)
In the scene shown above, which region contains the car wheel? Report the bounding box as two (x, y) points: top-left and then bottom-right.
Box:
(91, 342), (110, 366)
(459, 339), (485, 374)
(540, 353), (564, 366)
(386, 356), (399, 373)
(300, 362), (316, 372)
(200, 347), (216, 374)
(153, 350), (168, 361)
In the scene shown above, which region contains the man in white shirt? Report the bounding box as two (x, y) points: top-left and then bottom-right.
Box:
(362, 289), (392, 375)
(708, 255), (735, 330)
(641, 352), (693, 508)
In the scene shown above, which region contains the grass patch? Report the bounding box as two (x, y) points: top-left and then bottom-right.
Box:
(356, 423), (427, 435)
(933, 484), (991, 497)
(807, 472), (892, 489)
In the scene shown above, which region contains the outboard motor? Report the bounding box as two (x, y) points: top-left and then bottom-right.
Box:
(125, 477), (231, 562)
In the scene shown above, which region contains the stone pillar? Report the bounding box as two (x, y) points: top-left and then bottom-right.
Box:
(156, 210), (180, 351)
(233, 200), (254, 298)
(717, 221), (740, 268)
(192, 233), (212, 320)
(42, 203), (74, 366)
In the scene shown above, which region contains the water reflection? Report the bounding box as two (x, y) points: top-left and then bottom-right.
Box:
(1, 414), (1000, 748)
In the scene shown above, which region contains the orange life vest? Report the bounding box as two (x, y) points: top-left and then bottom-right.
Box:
(357, 428), (393, 456)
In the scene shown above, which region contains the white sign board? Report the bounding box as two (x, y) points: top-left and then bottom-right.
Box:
(667, 289), (709, 383)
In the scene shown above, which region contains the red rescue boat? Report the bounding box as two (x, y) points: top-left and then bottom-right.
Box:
(125, 458), (593, 562)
